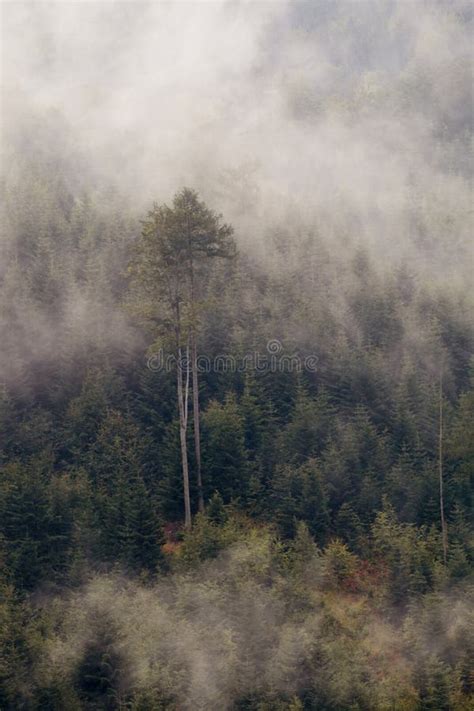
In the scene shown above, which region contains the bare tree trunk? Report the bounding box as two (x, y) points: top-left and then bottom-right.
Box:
(439, 368), (448, 565)
(191, 330), (204, 513)
(177, 343), (191, 528)
(186, 216), (205, 515)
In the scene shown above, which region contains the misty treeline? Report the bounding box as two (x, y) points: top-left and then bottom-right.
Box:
(0, 112), (473, 710)
(1, 0), (474, 708)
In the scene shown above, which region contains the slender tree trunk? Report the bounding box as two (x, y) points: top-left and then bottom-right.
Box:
(187, 221), (204, 513)
(177, 342), (191, 528)
(439, 368), (448, 565)
(191, 330), (204, 512)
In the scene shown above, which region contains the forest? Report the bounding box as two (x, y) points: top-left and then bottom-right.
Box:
(1, 1), (473, 710)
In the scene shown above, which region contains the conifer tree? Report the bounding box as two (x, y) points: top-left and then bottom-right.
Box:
(202, 393), (248, 504)
(129, 188), (235, 526)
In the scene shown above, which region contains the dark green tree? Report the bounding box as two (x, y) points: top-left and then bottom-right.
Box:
(202, 393), (249, 504)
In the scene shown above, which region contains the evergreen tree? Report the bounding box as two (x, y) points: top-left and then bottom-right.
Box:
(202, 393), (249, 504)
(129, 188), (236, 526)
(74, 614), (128, 710)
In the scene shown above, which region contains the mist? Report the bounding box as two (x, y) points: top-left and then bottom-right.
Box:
(1, 0), (472, 391)
(34, 534), (474, 710)
(3, 1), (472, 263)
(0, 2), (473, 710)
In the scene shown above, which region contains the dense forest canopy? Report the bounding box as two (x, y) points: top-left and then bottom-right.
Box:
(0, 1), (473, 709)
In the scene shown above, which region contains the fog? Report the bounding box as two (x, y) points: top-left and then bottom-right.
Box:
(36, 538), (474, 710)
(0, 4), (473, 709)
(0, 0), (472, 417)
(2, 1), (472, 268)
